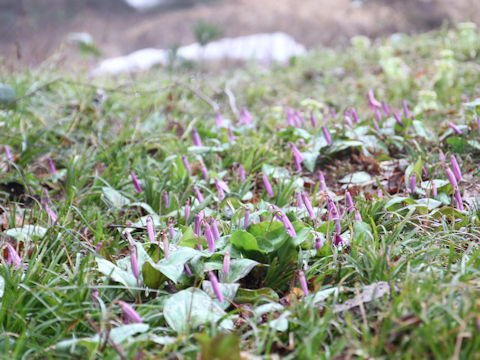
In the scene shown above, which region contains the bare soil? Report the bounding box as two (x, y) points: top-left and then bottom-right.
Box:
(1, 0), (480, 68)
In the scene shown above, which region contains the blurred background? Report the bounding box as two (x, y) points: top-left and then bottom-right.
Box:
(1, 0), (480, 69)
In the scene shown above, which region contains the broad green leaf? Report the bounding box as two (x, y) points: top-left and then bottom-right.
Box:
(231, 230), (261, 253)
(222, 258), (260, 283)
(5, 225), (48, 241)
(202, 281), (240, 310)
(339, 171), (372, 185)
(101, 186), (130, 210)
(234, 287), (279, 304)
(96, 257), (137, 288)
(163, 288), (233, 333)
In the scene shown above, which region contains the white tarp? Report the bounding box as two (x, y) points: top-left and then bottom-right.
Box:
(94, 32), (307, 75)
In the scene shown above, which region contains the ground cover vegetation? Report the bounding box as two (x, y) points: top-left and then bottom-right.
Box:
(1, 23), (480, 359)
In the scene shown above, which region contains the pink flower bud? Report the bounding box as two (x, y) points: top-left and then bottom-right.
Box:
(448, 121), (462, 135)
(375, 108), (382, 122)
(200, 164), (208, 181)
(432, 181), (438, 197)
(193, 185), (204, 203)
(445, 166), (458, 189)
(393, 111), (404, 127)
(286, 107), (296, 126)
(301, 192), (315, 220)
(210, 217), (220, 240)
(209, 271), (224, 303)
(6, 243), (22, 270)
(130, 245), (139, 279)
(298, 270), (309, 296)
(181, 155), (191, 176)
(262, 174), (274, 198)
(204, 221), (215, 252)
(290, 142), (304, 172)
(368, 89), (381, 108)
(310, 111), (317, 128)
(145, 216), (155, 243)
(454, 189), (464, 211)
(322, 125), (332, 146)
(130, 170), (142, 193)
(333, 233), (347, 246)
(118, 301), (142, 323)
(163, 190), (169, 210)
(318, 171), (327, 191)
(273, 205), (296, 238)
(381, 101), (391, 116)
(244, 207), (250, 229)
(345, 191), (354, 211)
(168, 218), (175, 240)
(315, 237), (323, 251)
(194, 214), (202, 236)
(192, 127), (203, 146)
(223, 250), (230, 276)
(92, 288), (99, 304)
(450, 155), (462, 181)
(4, 145), (13, 162)
(373, 118), (381, 132)
(439, 149), (445, 163)
(47, 158), (57, 175)
(184, 198), (191, 223)
(422, 166), (428, 178)
(351, 108), (359, 123)
(354, 209), (362, 221)
(184, 264), (192, 276)
(402, 100), (410, 118)
(238, 164), (246, 181)
(216, 111), (223, 127)
(241, 107), (252, 125)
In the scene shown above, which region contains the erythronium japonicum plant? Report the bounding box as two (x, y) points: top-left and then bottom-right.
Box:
(2, 25), (480, 359)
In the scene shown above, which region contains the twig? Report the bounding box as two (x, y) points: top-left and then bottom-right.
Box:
(225, 86), (240, 121)
(175, 80), (219, 111)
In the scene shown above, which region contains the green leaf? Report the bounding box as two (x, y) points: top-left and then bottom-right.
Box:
(338, 171), (372, 185)
(95, 257), (137, 288)
(231, 230), (261, 253)
(223, 258), (260, 283)
(234, 287), (279, 304)
(101, 186), (130, 210)
(5, 225), (48, 241)
(202, 281), (239, 310)
(163, 288), (233, 333)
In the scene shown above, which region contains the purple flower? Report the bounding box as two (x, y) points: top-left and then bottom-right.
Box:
(422, 166), (428, 178)
(240, 107), (252, 125)
(192, 127), (203, 146)
(333, 233), (347, 246)
(375, 108), (382, 123)
(184, 199), (190, 224)
(286, 107), (296, 126)
(47, 158), (57, 175)
(146, 216), (155, 243)
(130, 245), (139, 279)
(244, 207), (250, 229)
(163, 232), (169, 260)
(184, 264), (192, 276)
(208, 271), (224, 303)
(322, 125), (332, 146)
(402, 100), (410, 118)
(354, 209), (362, 221)
(200, 164), (208, 181)
(477, 116), (480, 135)
(193, 185), (204, 203)
(181, 155), (192, 176)
(4, 145), (13, 162)
(315, 237), (323, 251)
(92, 288), (99, 304)
(298, 270), (309, 296)
(118, 301), (142, 323)
(289, 142), (304, 172)
(215, 178), (230, 201)
(223, 250), (230, 276)
(448, 122), (462, 135)
(273, 205), (297, 238)
(163, 190), (169, 210)
(310, 111), (317, 127)
(445, 166), (458, 189)
(6, 243), (22, 270)
(194, 214), (202, 236)
(432, 181), (438, 197)
(450, 155), (462, 181)
(318, 171), (327, 191)
(216, 111), (223, 127)
(409, 173), (416, 195)
(130, 170), (142, 193)
(262, 174), (274, 198)
(204, 221), (215, 252)
(45, 205), (58, 225)
(327, 197), (339, 220)
(168, 218), (175, 240)
(227, 124), (236, 143)
(373, 118), (381, 132)
(382, 101), (391, 116)
(210, 217), (220, 240)
(334, 219), (341, 233)
(330, 108), (337, 120)
(439, 149), (445, 163)
(95, 241), (103, 253)
(393, 111), (404, 127)
(351, 108), (359, 123)
(344, 115), (352, 126)
(368, 89), (381, 108)
(296, 192), (303, 208)
(301, 192), (315, 220)
(238, 164), (246, 181)
(295, 111), (306, 126)
(345, 190), (354, 211)
(454, 189), (464, 211)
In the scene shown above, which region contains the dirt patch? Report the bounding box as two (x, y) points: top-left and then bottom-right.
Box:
(1, 0), (480, 68)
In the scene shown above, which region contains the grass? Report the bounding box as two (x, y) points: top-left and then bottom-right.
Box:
(1, 23), (480, 359)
